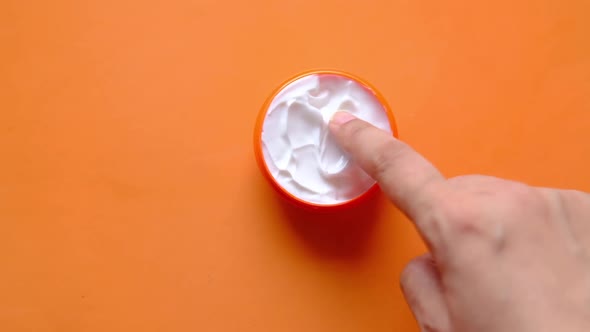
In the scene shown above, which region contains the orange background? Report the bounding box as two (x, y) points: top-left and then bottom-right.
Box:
(1, 0), (589, 331)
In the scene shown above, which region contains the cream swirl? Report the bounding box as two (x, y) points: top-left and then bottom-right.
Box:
(261, 74), (392, 205)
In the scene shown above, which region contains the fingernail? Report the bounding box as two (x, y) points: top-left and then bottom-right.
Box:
(331, 111), (356, 125)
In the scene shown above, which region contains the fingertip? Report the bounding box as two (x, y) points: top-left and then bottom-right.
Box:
(330, 111), (357, 127)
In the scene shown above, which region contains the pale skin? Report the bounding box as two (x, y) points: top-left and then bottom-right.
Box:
(329, 111), (590, 332)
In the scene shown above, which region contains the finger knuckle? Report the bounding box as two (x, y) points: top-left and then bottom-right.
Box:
(453, 210), (484, 235)
(428, 199), (485, 239)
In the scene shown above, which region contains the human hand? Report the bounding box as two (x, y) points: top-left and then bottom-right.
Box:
(329, 112), (590, 332)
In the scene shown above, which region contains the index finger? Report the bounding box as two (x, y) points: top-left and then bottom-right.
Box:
(330, 112), (447, 239)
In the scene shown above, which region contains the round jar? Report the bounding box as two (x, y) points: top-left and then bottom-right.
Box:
(254, 70), (397, 211)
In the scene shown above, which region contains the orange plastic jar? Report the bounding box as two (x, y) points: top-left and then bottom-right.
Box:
(254, 69), (398, 211)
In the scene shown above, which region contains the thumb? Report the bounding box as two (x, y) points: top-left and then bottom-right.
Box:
(401, 254), (451, 332)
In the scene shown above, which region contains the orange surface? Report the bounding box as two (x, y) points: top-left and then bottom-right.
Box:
(1, 0), (589, 331)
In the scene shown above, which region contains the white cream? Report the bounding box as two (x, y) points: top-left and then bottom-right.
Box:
(261, 74), (392, 205)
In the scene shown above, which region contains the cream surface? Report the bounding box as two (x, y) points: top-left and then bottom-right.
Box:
(261, 74), (392, 205)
